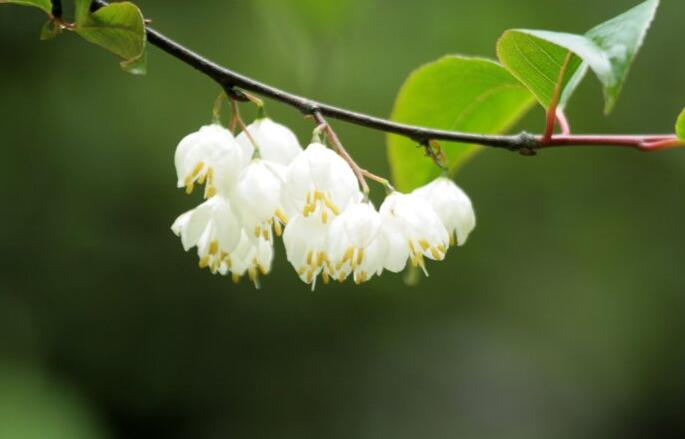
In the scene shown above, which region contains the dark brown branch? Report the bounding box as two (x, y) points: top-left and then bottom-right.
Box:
(92, 0), (680, 154)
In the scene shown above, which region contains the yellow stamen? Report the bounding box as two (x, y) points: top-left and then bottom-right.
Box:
(191, 161), (204, 177)
(419, 239), (430, 251)
(322, 271), (330, 285)
(306, 251), (313, 266)
(258, 263), (269, 275)
(185, 181), (194, 195)
(254, 226), (261, 238)
(248, 267), (257, 282)
(232, 273), (241, 284)
(275, 209), (289, 225)
(274, 221), (282, 237)
(208, 240), (219, 255)
(356, 248), (364, 266)
(322, 210), (328, 224)
(198, 256), (210, 269)
(205, 186), (216, 198)
(323, 198), (340, 215)
(342, 247), (354, 263)
(416, 252), (425, 268)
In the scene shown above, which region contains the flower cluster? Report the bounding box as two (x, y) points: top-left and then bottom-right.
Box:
(171, 116), (476, 288)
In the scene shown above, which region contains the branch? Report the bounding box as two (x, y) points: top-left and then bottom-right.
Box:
(92, 0), (680, 155)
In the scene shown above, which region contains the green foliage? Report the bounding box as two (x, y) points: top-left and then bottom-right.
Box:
(74, 1), (147, 75)
(496, 30), (589, 109)
(39, 18), (61, 40)
(0, 0), (51, 14)
(387, 56), (535, 191)
(677, 109), (685, 141)
(497, 0), (659, 114)
(0, 365), (107, 439)
(74, 0), (91, 23)
(585, 0), (659, 113)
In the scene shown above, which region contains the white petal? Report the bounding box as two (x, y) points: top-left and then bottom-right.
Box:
(413, 177), (476, 246)
(232, 160), (284, 227)
(171, 210), (192, 237)
(380, 223), (409, 273)
(174, 124), (241, 189)
(238, 118), (302, 166)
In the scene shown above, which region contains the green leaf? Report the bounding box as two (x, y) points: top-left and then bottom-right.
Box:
(0, 0), (52, 15)
(120, 48), (146, 75)
(74, 1), (147, 75)
(677, 109), (685, 142)
(496, 30), (588, 110)
(387, 56), (535, 191)
(585, 0), (659, 113)
(39, 18), (61, 40)
(497, 0), (659, 114)
(74, 0), (91, 23)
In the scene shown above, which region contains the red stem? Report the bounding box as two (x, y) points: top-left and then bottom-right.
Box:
(543, 134), (679, 150)
(556, 110), (571, 136)
(543, 52), (574, 143)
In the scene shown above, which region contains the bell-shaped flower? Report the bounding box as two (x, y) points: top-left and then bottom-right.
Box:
(327, 202), (386, 284)
(171, 195), (242, 273)
(379, 192), (450, 274)
(237, 118), (302, 166)
(175, 124), (252, 197)
(283, 215), (332, 288)
(217, 230), (274, 288)
(413, 177), (476, 246)
(231, 159), (290, 242)
(284, 142), (361, 225)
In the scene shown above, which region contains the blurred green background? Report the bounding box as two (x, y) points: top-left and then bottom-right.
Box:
(2, 0), (685, 437)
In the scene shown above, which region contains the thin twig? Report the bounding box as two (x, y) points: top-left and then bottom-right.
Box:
(312, 111), (371, 197)
(229, 98), (259, 150)
(90, 0), (680, 154)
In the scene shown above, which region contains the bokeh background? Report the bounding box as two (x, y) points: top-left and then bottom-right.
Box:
(2, 0), (685, 437)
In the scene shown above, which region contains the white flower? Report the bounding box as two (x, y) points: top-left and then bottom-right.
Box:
(231, 159), (290, 241)
(175, 124), (252, 197)
(171, 195), (242, 273)
(218, 230), (274, 288)
(237, 118), (302, 166)
(379, 192), (450, 274)
(413, 177), (476, 246)
(283, 215), (332, 287)
(284, 142), (361, 224)
(327, 202), (386, 284)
